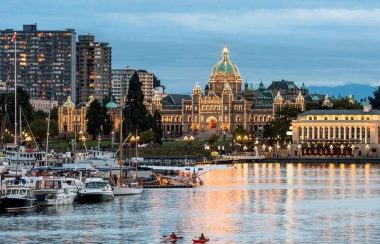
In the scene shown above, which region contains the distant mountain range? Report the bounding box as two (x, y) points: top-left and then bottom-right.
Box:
(308, 84), (378, 100)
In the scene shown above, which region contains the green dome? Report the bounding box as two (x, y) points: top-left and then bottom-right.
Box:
(106, 101), (118, 109)
(211, 46), (240, 76)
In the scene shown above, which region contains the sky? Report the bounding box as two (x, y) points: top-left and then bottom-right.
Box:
(1, 0), (379, 97)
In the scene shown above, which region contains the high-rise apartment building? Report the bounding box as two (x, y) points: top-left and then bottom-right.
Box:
(0, 24), (76, 104)
(111, 68), (154, 104)
(76, 35), (111, 104)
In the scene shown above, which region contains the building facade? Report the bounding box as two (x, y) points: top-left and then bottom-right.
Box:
(292, 104), (380, 157)
(0, 24), (76, 104)
(111, 68), (154, 104)
(30, 99), (58, 113)
(76, 35), (111, 104)
(152, 47), (308, 138)
(58, 96), (94, 135)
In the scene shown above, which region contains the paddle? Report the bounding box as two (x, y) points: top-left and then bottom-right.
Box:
(162, 236), (184, 239)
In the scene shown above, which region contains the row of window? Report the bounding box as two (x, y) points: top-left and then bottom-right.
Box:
(308, 116), (371, 121)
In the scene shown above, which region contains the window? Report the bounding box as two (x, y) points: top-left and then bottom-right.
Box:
(309, 117), (312, 120)
(335, 117), (338, 120)
(324, 117), (327, 120)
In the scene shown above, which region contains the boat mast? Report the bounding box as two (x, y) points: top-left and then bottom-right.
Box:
(19, 106), (22, 145)
(13, 32), (17, 147)
(46, 98), (52, 166)
(118, 78), (124, 183)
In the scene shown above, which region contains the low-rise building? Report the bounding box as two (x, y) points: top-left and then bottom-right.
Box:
(291, 104), (380, 157)
(30, 99), (58, 113)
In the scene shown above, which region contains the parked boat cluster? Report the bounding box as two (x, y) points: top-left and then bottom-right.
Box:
(0, 174), (143, 213)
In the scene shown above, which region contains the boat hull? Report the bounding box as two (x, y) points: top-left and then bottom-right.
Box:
(1, 197), (37, 212)
(113, 186), (143, 195)
(38, 194), (76, 206)
(77, 192), (114, 203)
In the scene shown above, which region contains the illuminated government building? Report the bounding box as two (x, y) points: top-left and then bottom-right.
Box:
(151, 46), (307, 138)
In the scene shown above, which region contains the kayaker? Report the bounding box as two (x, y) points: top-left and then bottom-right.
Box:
(170, 232), (178, 239)
(199, 233), (206, 240)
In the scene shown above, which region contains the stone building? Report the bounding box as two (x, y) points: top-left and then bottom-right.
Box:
(291, 104), (380, 157)
(58, 96), (94, 135)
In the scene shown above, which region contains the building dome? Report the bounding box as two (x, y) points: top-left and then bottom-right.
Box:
(211, 46), (240, 76)
(106, 101), (118, 109)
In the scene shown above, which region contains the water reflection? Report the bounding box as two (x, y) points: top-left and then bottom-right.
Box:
(1, 163), (380, 243)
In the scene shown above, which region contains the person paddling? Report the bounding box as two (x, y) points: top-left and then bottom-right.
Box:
(199, 233), (206, 240)
(170, 232), (178, 239)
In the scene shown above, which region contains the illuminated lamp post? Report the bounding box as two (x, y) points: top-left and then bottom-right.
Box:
(297, 144), (302, 157)
(365, 144), (370, 157)
(351, 144), (355, 157)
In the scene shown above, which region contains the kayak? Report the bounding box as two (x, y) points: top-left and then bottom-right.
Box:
(193, 238), (209, 243)
(162, 236), (183, 242)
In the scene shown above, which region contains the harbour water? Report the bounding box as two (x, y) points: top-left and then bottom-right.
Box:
(1, 163), (380, 243)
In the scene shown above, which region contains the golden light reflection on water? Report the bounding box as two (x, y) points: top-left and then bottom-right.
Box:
(191, 162), (380, 242)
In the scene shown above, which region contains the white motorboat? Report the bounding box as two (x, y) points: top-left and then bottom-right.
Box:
(113, 183), (143, 195)
(34, 178), (83, 206)
(78, 178), (114, 203)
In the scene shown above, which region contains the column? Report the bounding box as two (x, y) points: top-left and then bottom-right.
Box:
(322, 126), (325, 139)
(301, 126), (304, 140)
(354, 126), (357, 140)
(316, 126), (320, 139)
(338, 126), (341, 139)
(349, 126), (352, 139)
(364, 126), (368, 143)
(332, 126), (336, 139)
(360, 126), (363, 143)
(312, 126), (315, 139)
(343, 126), (347, 140)
(306, 126), (310, 139)
(328, 126), (331, 139)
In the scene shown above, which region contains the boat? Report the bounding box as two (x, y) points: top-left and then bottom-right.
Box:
(1, 187), (37, 212)
(34, 177), (83, 206)
(162, 235), (184, 242)
(77, 178), (114, 203)
(192, 238), (209, 243)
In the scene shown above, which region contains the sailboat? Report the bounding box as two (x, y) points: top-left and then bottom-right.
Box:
(112, 84), (143, 196)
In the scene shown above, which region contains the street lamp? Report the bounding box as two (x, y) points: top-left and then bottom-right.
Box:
(287, 143), (291, 156)
(262, 144), (266, 151)
(365, 144), (370, 157)
(297, 144), (301, 157)
(189, 135), (194, 147)
(340, 144), (344, 156)
(329, 144), (333, 155)
(351, 144), (355, 156)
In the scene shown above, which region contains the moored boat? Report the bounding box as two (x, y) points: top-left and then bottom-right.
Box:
(1, 187), (37, 212)
(34, 177), (83, 206)
(77, 178), (114, 203)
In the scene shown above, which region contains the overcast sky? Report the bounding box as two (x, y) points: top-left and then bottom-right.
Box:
(1, 0), (379, 95)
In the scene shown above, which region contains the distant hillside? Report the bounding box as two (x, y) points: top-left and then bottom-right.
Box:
(308, 84), (377, 100)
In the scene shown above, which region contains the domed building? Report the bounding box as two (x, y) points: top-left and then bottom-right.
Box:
(152, 46), (311, 138)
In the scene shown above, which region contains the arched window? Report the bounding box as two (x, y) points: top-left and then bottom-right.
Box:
(219, 116), (222, 122)
(202, 105), (205, 110)
(219, 105), (222, 110)
(239, 105), (243, 110)
(236, 115), (240, 122)
(224, 115), (228, 122)
(206, 105), (209, 110)
(194, 115), (198, 122)
(201, 116), (204, 122)
(188, 116), (192, 122)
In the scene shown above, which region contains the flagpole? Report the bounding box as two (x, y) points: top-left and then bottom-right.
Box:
(14, 33), (17, 146)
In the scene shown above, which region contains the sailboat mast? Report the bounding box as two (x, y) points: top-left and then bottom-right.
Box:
(19, 106), (22, 145)
(14, 33), (17, 146)
(46, 99), (51, 154)
(118, 79), (124, 181)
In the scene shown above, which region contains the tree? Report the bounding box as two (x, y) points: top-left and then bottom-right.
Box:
(152, 110), (163, 144)
(263, 106), (302, 142)
(86, 99), (113, 139)
(86, 99), (103, 139)
(153, 74), (161, 88)
(0, 87), (34, 135)
(124, 72), (152, 134)
(332, 98), (362, 110)
(140, 129), (155, 143)
(369, 86), (380, 109)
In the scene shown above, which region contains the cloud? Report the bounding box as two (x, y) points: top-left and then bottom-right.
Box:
(103, 8), (380, 35)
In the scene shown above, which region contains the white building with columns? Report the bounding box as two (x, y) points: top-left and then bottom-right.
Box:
(291, 104), (380, 157)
